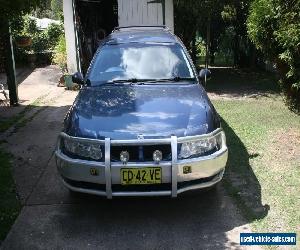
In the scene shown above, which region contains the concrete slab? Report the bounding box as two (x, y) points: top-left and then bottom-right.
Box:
(26, 156), (72, 206)
(3, 89), (77, 204)
(0, 65), (63, 119)
(0, 67), (32, 88)
(5, 104), (67, 202)
(2, 188), (258, 250)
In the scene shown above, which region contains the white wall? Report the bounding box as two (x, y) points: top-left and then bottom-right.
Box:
(118, 0), (174, 32)
(63, 0), (79, 73)
(165, 0), (174, 32)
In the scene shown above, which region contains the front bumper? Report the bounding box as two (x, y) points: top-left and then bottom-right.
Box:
(55, 129), (228, 198)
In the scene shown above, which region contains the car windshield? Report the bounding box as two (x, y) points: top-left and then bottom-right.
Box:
(87, 43), (195, 85)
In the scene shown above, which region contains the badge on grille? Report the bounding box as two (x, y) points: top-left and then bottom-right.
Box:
(137, 134), (144, 140)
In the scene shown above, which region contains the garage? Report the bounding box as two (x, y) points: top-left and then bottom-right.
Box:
(63, 0), (174, 74)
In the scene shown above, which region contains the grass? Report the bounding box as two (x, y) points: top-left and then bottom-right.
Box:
(0, 147), (21, 241)
(208, 68), (300, 241)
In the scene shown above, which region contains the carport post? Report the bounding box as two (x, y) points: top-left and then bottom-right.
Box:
(3, 20), (18, 106)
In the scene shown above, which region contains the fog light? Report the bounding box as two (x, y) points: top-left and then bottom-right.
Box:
(153, 150), (162, 163)
(120, 151), (129, 164)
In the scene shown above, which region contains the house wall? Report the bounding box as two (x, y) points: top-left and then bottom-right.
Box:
(165, 0), (174, 32)
(63, 0), (79, 73)
(118, 0), (174, 32)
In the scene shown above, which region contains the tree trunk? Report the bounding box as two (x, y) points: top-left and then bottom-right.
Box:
(205, 15), (211, 68)
(191, 35), (197, 66)
(250, 43), (257, 69)
(233, 34), (239, 67)
(210, 50), (215, 65)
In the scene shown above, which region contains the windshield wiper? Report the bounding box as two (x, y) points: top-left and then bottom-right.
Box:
(101, 77), (196, 85)
(156, 76), (196, 82)
(108, 78), (158, 84)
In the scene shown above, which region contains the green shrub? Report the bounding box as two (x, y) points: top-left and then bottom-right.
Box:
(14, 15), (63, 49)
(46, 22), (64, 49)
(13, 15), (64, 65)
(52, 34), (67, 73)
(247, 0), (300, 112)
(31, 31), (48, 52)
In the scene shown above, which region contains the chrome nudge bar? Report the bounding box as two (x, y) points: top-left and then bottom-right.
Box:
(56, 128), (227, 199)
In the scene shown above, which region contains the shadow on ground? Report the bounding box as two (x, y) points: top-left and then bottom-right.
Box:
(206, 67), (280, 98)
(221, 119), (270, 220)
(0, 67), (34, 89)
(0, 67), (34, 106)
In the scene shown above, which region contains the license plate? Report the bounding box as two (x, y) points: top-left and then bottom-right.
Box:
(121, 167), (162, 185)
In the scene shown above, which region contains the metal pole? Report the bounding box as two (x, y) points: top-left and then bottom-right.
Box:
(3, 20), (18, 106)
(205, 14), (211, 70)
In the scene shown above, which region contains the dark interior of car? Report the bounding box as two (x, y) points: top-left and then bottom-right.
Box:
(74, 0), (118, 73)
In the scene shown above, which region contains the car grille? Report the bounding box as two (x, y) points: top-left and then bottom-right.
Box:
(111, 144), (171, 162)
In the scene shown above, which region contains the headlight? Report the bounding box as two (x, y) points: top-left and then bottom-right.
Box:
(179, 132), (223, 159)
(63, 138), (103, 161)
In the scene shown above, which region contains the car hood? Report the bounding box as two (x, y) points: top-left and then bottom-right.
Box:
(64, 83), (220, 140)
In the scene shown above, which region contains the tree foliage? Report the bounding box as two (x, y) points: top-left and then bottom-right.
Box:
(0, 0), (40, 20)
(174, 0), (254, 67)
(222, 0), (256, 67)
(34, 0), (63, 20)
(0, 0), (41, 36)
(14, 15), (64, 55)
(174, 0), (225, 64)
(247, 0), (300, 111)
(51, 0), (63, 20)
(52, 34), (67, 73)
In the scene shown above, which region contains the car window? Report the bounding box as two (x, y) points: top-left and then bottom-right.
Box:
(87, 43), (194, 85)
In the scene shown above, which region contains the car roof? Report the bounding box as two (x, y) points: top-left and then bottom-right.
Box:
(105, 26), (179, 45)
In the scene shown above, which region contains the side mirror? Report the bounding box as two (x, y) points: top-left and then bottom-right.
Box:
(72, 72), (84, 85)
(198, 68), (212, 82)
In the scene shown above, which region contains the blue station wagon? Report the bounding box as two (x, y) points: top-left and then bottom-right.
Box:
(55, 26), (228, 198)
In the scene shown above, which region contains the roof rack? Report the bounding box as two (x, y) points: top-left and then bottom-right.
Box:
(113, 25), (169, 32)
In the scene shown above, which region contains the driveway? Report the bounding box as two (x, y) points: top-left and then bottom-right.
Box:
(0, 67), (259, 250)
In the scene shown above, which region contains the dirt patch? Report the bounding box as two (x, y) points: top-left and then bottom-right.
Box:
(208, 91), (281, 100)
(267, 128), (300, 170)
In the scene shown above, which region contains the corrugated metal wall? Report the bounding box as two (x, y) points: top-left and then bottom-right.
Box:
(118, 0), (173, 31)
(64, 0), (79, 73)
